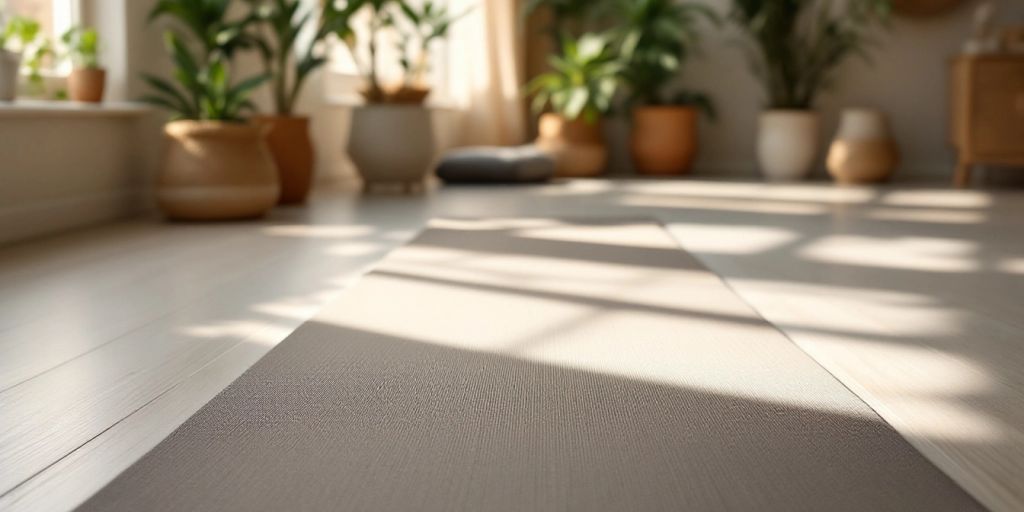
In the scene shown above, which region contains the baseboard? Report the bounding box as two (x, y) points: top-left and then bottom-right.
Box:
(0, 190), (148, 246)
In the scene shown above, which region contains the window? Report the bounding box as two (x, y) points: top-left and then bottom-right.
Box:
(2, 0), (79, 73)
(2, 0), (78, 44)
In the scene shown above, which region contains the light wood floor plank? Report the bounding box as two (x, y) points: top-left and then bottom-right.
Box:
(0, 182), (1021, 511)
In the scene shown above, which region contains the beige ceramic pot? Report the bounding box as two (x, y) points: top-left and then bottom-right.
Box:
(157, 121), (280, 221)
(536, 113), (608, 177)
(347, 105), (436, 193)
(757, 110), (820, 181)
(254, 115), (314, 204)
(68, 67), (106, 103)
(631, 106), (698, 176)
(827, 108), (900, 184)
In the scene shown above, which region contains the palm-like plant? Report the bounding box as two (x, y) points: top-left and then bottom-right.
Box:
(142, 1), (269, 121)
(527, 33), (621, 124)
(731, 0), (890, 109)
(149, 0), (255, 58)
(244, 0), (359, 116)
(615, 0), (717, 115)
(142, 32), (268, 121)
(395, 0), (467, 88)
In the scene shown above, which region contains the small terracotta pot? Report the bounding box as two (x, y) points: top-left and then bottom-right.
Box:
(631, 106), (698, 176)
(157, 120), (280, 221)
(535, 113), (608, 177)
(68, 67), (106, 103)
(827, 108), (900, 184)
(254, 115), (315, 204)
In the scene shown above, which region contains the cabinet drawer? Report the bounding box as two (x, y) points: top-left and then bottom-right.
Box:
(973, 60), (1024, 155)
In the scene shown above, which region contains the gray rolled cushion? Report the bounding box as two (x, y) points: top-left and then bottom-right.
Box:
(436, 145), (555, 184)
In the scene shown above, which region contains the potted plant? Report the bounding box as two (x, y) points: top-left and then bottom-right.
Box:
(341, 0), (465, 193)
(527, 32), (620, 177)
(731, 0), (890, 181)
(615, 0), (717, 176)
(142, 3), (276, 221)
(62, 25), (105, 103)
(0, 16), (42, 101)
(392, 1), (467, 103)
(245, 0), (357, 204)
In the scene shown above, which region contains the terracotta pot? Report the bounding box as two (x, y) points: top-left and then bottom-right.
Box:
(631, 106), (698, 175)
(157, 121), (280, 221)
(827, 108), (900, 184)
(0, 50), (20, 102)
(535, 113), (608, 177)
(347, 105), (436, 193)
(757, 110), (820, 181)
(68, 67), (106, 103)
(254, 115), (314, 204)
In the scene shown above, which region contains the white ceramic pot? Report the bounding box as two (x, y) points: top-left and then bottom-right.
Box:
(826, 108), (900, 184)
(347, 105), (437, 193)
(757, 110), (821, 181)
(0, 50), (22, 102)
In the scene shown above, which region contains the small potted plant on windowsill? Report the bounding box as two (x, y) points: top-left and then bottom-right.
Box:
(616, 0), (717, 176)
(62, 25), (104, 103)
(730, 0), (890, 181)
(527, 32), (620, 177)
(0, 16), (42, 101)
(142, 2), (275, 221)
(245, 0), (357, 204)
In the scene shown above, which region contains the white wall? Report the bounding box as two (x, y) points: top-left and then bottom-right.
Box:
(0, 0), (165, 246)
(606, 0), (1024, 180)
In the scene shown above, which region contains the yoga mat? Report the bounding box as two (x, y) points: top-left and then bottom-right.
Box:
(80, 219), (982, 511)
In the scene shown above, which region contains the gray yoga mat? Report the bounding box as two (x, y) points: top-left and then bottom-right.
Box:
(79, 219), (982, 511)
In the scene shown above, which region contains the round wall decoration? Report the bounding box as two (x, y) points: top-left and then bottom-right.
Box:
(891, 0), (965, 17)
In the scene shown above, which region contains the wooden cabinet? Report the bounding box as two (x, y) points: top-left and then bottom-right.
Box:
(951, 55), (1024, 187)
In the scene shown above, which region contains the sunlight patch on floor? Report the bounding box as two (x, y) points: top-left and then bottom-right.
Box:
(619, 193), (829, 215)
(865, 207), (988, 225)
(799, 235), (980, 273)
(881, 190), (993, 209)
(666, 224), (800, 255)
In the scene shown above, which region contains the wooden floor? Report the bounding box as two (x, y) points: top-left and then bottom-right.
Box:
(0, 180), (1021, 511)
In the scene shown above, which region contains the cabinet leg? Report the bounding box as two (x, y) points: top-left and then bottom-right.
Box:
(954, 161), (973, 189)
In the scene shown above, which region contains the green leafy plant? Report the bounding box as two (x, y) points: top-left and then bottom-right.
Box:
(1, 16), (52, 93)
(0, 15), (40, 51)
(149, 0), (257, 58)
(142, 1), (269, 121)
(334, 0), (466, 103)
(395, 0), (468, 88)
(731, 0), (890, 109)
(615, 0), (717, 116)
(244, 0), (359, 116)
(61, 25), (101, 69)
(527, 32), (621, 124)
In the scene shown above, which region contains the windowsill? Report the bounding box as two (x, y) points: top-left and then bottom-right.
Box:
(0, 100), (154, 118)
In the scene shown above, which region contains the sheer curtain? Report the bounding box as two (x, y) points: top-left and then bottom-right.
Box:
(446, 0), (528, 147)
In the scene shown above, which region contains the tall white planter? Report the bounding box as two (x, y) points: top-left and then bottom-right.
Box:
(0, 50), (21, 102)
(757, 110), (820, 181)
(347, 105), (437, 193)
